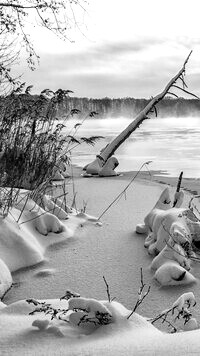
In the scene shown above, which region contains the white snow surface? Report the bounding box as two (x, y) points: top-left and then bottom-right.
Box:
(0, 258), (12, 298)
(0, 190), (96, 298)
(1, 178), (200, 355)
(1, 297), (200, 355)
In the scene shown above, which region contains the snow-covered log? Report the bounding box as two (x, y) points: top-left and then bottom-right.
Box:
(86, 51), (195, 173)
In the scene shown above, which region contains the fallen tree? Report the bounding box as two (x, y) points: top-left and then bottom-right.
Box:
(85, 51), (199, 175)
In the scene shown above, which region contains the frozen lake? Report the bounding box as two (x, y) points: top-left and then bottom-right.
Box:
(62, 116), (200, 178)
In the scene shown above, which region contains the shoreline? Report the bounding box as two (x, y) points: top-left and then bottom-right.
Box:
(71, 165), (200, 196)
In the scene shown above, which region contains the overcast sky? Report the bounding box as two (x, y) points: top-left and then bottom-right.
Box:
(12, 0), (200, 98)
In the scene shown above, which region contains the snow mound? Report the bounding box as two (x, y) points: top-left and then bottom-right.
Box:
(154, 261), (196, 286)
(0, 190), (100, 298)
(1, 294), (200, 355)
(0, 214), (44, 272)
(136, 188), (199, 286)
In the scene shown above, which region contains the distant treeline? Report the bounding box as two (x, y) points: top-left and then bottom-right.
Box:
(58, 96), (200, 118)
(1, 94), (200, 119)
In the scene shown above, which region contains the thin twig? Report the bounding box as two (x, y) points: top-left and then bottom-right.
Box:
(98, 162), (152, 220)
(103, 276), (111, 302)
(127, 268), (151, 319)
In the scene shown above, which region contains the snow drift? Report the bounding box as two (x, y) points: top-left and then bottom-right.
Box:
(136, 187), (200, 286)
(1, 292), (200, 355)
(0, 189), (99, 299)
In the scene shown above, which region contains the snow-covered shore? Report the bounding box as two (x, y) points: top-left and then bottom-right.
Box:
(1, 170), (200, 354)
(1, 295), (200, 356)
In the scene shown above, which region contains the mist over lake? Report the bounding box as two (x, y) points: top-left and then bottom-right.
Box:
(64, 116), (200, 178)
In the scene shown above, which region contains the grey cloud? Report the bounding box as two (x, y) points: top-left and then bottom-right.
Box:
(18, 63), (174, 98)
(96, 37), (165, 55)
(12, 39), (199, 98)
(36, 37), (166, 72)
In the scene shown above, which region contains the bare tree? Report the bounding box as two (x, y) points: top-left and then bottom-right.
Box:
(85, 51), (199, 174)
(0, 0), (87, 91)
(0, 38), (20, 94)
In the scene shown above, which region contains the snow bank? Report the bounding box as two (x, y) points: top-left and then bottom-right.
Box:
(136, 188), (200, 286)
(1, 293), (200, 355)
(0, 214), (44, 272)
(0, 190), (99, 298)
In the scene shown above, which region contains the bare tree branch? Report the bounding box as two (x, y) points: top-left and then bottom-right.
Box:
(86, 51), (195, 171)
(172, 84), (200, 99)
(167, 91), (179, 99)
(0, 2), (45, 9)
(0, 0), (88, 75)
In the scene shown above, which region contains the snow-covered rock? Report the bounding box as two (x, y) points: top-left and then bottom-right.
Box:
(154, 261), (196, 286)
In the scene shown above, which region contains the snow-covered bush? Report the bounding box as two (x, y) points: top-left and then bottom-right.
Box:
(136, 188), (200, 286)
(150, 292), (198, 332)
(27, 289), (199, 335)
(28, 293), (113, 329)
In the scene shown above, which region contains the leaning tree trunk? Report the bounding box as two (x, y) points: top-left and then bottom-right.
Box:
(85, 51), (198, 175)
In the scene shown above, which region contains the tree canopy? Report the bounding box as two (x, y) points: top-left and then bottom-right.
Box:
(0, 0), (88, 92)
